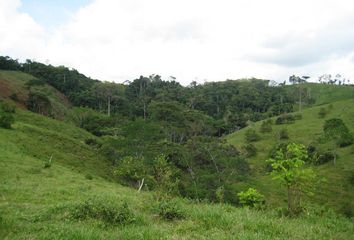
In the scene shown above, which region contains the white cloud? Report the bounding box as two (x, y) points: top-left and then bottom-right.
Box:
(1, 0), (354, 84)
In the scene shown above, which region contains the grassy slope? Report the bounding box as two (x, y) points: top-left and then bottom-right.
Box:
(285, 83), (354, 107)
(226, 98), (354, 211)
(0, 105), (352, 239)
(0, 70), (71, 119)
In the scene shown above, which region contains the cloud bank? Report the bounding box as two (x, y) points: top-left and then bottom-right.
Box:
(1, 0), (354, 84)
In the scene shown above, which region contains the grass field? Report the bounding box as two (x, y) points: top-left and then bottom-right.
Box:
(0, 108), (353, 239)
(226, 99), (354, 212)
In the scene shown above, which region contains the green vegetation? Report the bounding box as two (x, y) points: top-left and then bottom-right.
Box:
(267, 143), (317, 215)
(237, 188), (265, 209)
(0, 110), (353, 239)
(227, 99), (354, 214)
(0, 101), (15, 129)
(1, 56), (354, 239)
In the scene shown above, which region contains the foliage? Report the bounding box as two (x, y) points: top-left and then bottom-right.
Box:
(278, 128), (289, 140)
(293, 113), (302, 120)
(153, 154), (180, 196)
(26, 91), (52, 116)
(315, 151), (336, 165)
(71, 197), (136, 225)
(242, 143), (257, 157)
(157, 198), (186, 221)
(275, 114), (295, 125)
(348, 171), (354, 186)
(237, 188), (265, 209)
(259, 119), (272, 133)
(114, 156), (147, 187)
(43, 156), (52, 169)
(318, 107), (327, 118)
(267, 143), (317, 215)
(0, 101), (15, 129)
(244, 129), (261, 142)
(84, 138), (102, 147)
(323, 118), (353, 147)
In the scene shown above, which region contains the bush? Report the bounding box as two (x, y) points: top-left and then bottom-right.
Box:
(71, 197), (136, 225)
(323, 118), (353, 147)
(158, 198), (186, 221)
(315, 151), (336, 165)
(9, 93), (19, 101)
(260, 120), (272, 133)
(237, 188), (265, 209)
(275, 114), (295, 125)
(349, 172), (354, 186)
(318, 107), (327, 118)
(85, 173), (93, 180)
(0, 101), (15, 129)
(336, 132), (354, 147)
(293, 113), (302, 120)
(242, 143), (257, 157)
(244, 129), (261, 142)
(278, 129), (289, 140)
(85, 138), (102, 147)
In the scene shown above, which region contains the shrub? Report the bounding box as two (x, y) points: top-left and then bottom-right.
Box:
(85, 173), (93, 180)
(26, 91), (52, 115)
(260, 120), (272, 133)
(85, 138), (102, 147)
(237, 188), (265, 209)
(337, 132), (354, 147)
(293, 113), (302, 120)
(318, 107), (327, 118)
(323, 118), (353, 147)
(9, 93), (19, 101)
(0, 101), (15, 129)
(315, 151), (336, 165)
(158, 198), (186, 221)
(242, 143), (257, 157)
(275, 114), (295, 125)
(71, 197), (135, 225)
(244, 129), (261, 142)
(278, 128), (289, 140)
(349, 172), (354, 186)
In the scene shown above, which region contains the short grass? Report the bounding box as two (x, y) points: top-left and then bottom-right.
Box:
(226, 99), (354, 212)
(1, 106), (353, 239)
(284, 82), (354, 107)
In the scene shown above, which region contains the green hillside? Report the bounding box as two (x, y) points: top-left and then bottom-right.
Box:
(1, 67), (354, 239)
(226, 99), (354, 212)
(1, 105), (353, 239)
(0, 70), (71, 119)
(285, 83), (354, 106)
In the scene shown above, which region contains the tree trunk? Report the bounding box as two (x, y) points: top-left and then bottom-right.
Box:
(107, 96), (111, 116)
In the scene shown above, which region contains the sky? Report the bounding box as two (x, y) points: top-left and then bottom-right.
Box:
(1, 0), (354, 85)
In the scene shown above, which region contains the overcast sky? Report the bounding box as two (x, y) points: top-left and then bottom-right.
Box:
(1, 0), (354, 85)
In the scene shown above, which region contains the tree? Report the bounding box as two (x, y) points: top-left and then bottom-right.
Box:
(267, 143), (316, 215)
(153, 154), (179, 197)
